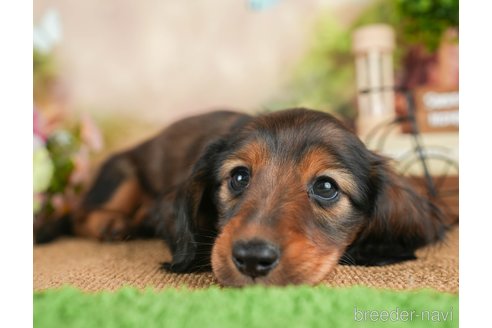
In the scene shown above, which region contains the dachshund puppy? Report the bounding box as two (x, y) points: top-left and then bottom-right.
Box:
(69, 109), (450, 286)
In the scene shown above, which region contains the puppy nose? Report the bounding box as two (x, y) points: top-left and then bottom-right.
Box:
(232, 240), (280, 278)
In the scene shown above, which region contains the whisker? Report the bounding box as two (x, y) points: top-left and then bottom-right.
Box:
(339, 253), (356, 265)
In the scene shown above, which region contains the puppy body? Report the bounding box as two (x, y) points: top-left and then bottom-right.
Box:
(51, 109), (450, 286)
(73, 110), (251, 242)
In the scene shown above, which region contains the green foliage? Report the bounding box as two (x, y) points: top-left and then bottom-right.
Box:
(267, 0), (458, 119)
(267, 13), (355, 118)
(397, 0), (458, 52)
(33, 49), (57, 101)
(35, 127), (87, 219)
(45, 131), (80, 194)
(355, 0), (459, 52)
(354, 0), (400, 27)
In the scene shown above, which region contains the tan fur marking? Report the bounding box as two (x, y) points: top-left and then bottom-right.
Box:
(74, 178), (145, 239)
(300, 148), (358, 196)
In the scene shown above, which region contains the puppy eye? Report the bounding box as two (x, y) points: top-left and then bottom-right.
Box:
(229, 167), (250, 193)
(310, 177), (339, 203)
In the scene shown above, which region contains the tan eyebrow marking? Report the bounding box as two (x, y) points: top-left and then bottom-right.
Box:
(219, 159), (248, 181)
(299, 147), (358, 196)
(219, 140), (269, 180)
(316, 169), (358, 196)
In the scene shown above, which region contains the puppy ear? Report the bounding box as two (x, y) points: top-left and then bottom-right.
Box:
(159, 139), (226, 273)
(345, 154), (450, 266)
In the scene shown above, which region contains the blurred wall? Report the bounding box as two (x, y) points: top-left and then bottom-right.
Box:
(35, 0), (335, 125)
(34, 0), (372, 124)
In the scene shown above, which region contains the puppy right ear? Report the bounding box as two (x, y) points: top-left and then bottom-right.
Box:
(159, 139), (227, 273)
(345, 153), (449, 266)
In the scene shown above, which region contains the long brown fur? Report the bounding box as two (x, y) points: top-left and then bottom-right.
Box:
(35, 109), (454, 286)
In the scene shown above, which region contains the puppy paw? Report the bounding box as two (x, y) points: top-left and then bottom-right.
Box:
(76, 210), (130, 241)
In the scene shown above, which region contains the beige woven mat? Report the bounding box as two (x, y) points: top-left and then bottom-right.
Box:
(34, 226), (458, 293)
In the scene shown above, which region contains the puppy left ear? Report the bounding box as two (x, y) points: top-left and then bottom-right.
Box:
(159, 139), (226, 273)
(345, 153), (450, 266)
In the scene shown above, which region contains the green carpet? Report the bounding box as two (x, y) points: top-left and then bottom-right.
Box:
(34, 286), (458, 328)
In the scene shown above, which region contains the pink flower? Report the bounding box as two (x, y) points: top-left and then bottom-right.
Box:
(33, 108), (48, 141)
(80, 113), (103, 152)
(69, 147), (91, 185)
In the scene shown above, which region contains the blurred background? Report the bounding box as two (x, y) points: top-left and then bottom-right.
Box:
(33, 0), (458, 223)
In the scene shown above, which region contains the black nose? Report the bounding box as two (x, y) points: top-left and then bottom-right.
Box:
(232, 240), (280, 278)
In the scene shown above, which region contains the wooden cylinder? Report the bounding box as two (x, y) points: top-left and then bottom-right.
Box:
(352, 24), (396, 138)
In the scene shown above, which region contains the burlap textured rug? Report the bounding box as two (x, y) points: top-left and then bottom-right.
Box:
(33, 226), (458, 293)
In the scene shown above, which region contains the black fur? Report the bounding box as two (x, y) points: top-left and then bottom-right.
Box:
(37, 109), (453, 281)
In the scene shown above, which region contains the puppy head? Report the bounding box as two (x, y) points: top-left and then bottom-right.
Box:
(168, 109), (447, 285)
(209, 109), (376, 285)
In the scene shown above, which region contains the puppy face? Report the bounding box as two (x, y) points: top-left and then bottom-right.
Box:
(166, 109), (447, 286)
(209, 110), (375, 285)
